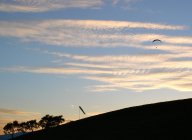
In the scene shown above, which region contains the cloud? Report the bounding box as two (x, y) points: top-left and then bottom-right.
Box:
(87, 84), (119, 92)
(2, 51), (192, 92)
(56, 20), (185, 30)
(0, 0), (141, 13)
(0, 0), (103, 12)
(0, 66), (114, 75)
(0, 108), (41, 116)
(0, 19), (191, 93)
(111, 0), (141, 10)
(0, 19), (187, 49)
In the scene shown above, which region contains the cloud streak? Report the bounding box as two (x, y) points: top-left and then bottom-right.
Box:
(0, 108), (41, 116)
(1, 51), (192, 92)
(0, 0), (141, 13)
(0, 0), (103, 12)
(0, 19), (191, 92)
(0, 19), (188, 50)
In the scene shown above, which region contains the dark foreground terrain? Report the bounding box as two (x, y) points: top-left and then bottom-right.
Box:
(14, 98), (192, 140)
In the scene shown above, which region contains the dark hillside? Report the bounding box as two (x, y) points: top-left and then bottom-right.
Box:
(14, 98), (192, 140)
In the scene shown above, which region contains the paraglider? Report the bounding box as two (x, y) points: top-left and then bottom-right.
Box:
(152, 39), (162, 48)
(152, 39), (162, 43)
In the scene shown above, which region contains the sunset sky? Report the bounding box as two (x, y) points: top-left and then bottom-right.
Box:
(1, 0), (192, 135)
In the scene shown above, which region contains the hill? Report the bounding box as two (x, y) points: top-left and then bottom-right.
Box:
(0, 133), (23, 140)
(0, 134), (11, 140)
(14, 98), (192, 140)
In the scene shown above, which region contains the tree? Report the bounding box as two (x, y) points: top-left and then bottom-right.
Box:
(17, 122), (27, 133)
(52, 115), (65, 126)
(3, 122), (14, 139)
(3, 121), (19, 139)
(26, 120), (39, 132)
(39, 114), (65, 129)
(15, 120), (39, 133)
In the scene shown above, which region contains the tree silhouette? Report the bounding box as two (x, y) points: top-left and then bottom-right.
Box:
(3, 122), (14, 139)
(52, 115), (65, 126)
(3, 121), (19, 139)
(26, 120), (39, 132)
(17, 120), (39, 133)
(3, 114), (65, 138)
(39, 114), (65, 129)
(17, 122), (27, 133)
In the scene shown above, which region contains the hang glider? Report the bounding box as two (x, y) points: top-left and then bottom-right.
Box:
(79, 106), (86, 115)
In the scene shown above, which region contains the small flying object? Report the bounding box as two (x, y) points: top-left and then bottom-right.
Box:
(152, 39), (162, 48)
(152, 39), (162, 43)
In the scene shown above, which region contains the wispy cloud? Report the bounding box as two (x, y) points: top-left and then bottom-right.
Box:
(0, 108), (41, 116)
(0, 0), (103, 12)
(0, 19), (191, 92)
(0, 0), (141, 13)
(0, 66), (114, 75)
(1, 51), (192, 92)
(111, 0), (141, 10)
(0, 19), (187, 49)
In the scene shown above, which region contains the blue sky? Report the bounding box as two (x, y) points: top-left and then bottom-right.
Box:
(1, 0), (192, 134)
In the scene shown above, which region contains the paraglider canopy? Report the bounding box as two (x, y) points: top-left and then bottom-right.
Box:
(152, 39), (162, 48)
(152, 39), (162, 42)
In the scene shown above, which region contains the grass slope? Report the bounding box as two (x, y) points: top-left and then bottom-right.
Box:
(14, 98), (192, 140)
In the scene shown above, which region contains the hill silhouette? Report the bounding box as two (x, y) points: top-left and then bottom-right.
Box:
(14, 98), (192, 140)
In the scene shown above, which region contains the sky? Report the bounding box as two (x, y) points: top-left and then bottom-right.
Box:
(1, 0), (192, 135)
